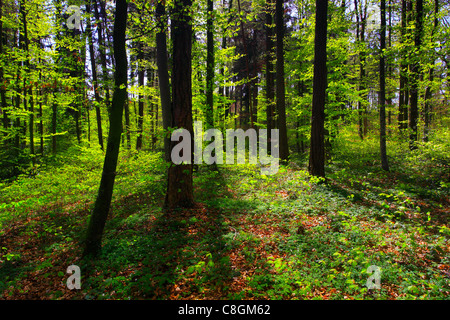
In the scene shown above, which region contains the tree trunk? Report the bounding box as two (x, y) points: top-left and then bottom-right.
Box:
(308, 0), (327, 178)
(423, 0), (438, 142)
(124, 96), (131, 148)
(20, 0), (34, 156)
(206, 0), (214, 130)
(409, 0), (423, 150)
(156, 0), (172, 161)
(265, 0), (275, 149)
(86, 2), (104, 150)
(136, 42), (145, 151)
(355, 0), (367, 140)
(83, 0), (128, 257)
(379, 0), (389, 171)
(93, 0), (111, 115)
(164, 0), (195, 209)
(0, 0), (8, 140)
(398, 0), (408, 132)
(276, 0), (289, 161)
(52, 83), (57, 153)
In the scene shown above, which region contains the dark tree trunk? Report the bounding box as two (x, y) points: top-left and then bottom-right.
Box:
(206, 0), (214, 130)
(276, 0), (289, 161)
(308, 0), (327, 178)
(423, 0), (439, 142)
(156, 0), (172, 161)
(20, 0), (34, 156)
(136, 42), (145, 151)
(409, 0), (423, 150)
(83, 0), (128, 257)
(0, 0), (8, 139)
(93, 0), (111, 115)
(265, 0), (275, 148)
(354, 0), (367, 140)
(379, 0), (389, 171)
(164, 0), (195, 209)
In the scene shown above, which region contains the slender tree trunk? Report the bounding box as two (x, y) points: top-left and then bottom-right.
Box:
(20, 0), (34, 156)
(309, 0), (328, 178)
(86, 2), (104, 150)
(156, 0), (172, 161)
(398, 0), (408, 132)
(83, 0), (128, 258)
(52, 82), (57, 153)
(0, 0), (8, 139)
(276, 0), (289, 161)
(136, 42), (145, 151)
(355, 0), (367, 140)
(409, 0), (423, 150)
(423, 0), (439, 142)
(206, 0), (214, 130)
(379, 0), (389, 171)
(265, 0), (275, 148)
(38, 58), (44, 155)
(124, 97), (131, 148)
(164, 0), (195, 209)
(93, 0), (111, 115)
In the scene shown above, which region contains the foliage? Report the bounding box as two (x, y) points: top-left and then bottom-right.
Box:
(1, 124), (449, 299)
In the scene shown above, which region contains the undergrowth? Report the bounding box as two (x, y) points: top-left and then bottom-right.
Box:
(0, 127), (449, 300)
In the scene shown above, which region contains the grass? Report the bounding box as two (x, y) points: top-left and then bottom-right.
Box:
(0, 127), (449, 300)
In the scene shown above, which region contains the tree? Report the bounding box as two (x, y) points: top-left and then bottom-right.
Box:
(423, 0), (439, 142)
(136, 41), (145, 151)
(164, 0), (195, 209)
(275, 0), (289, 161)
(83, 0), (129, 257)
(206, 0), (215, 130)
(86, 1), (104, 150)
(379, 0), (389, 171)
(354, 0), (368, 140)
(398, 0), (408, 132)
(156, 0), (172, 162)
(408, 0), (423, 150)
(265, 0), (275, 148)
(308, 0), (328, 178)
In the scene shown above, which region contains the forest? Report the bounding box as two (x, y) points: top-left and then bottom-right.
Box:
(0, 0), (449, 301)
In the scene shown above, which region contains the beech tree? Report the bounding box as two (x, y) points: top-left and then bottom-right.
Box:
(379, 0), (389, 171)
(308, 0), (328, 178)
(156, 0), (172, 162)
(409, 0), (423, 150)
(275, 0), (289, 161)
(84, 0), (128, 257)
(164, 0), (195, 209)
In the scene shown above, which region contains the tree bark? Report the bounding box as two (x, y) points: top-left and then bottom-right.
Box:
(93, 0), (111, 115)
(86, 2), (104, 150)
(308, 0), (327, 178)
(164, 0), (195, 209)
(0, 0), (8, 139)
(398, 0), (408, 132)
(276, 0), (289, 161)
(83, 0), (128, 257)
(156, 0), (172, 161)
(409, 0), (423, 150)
(354, 0), (367, 140)
(423, 0), (439, 142)
(265, 0), (275, 148)
(136, 42), (145, 151)
(206, 0), (215, 130)
(379, 0), (389, 171)
(20, 0), (34, 156)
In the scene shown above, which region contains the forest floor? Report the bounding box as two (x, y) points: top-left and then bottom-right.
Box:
(0, 129), (449, 300)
